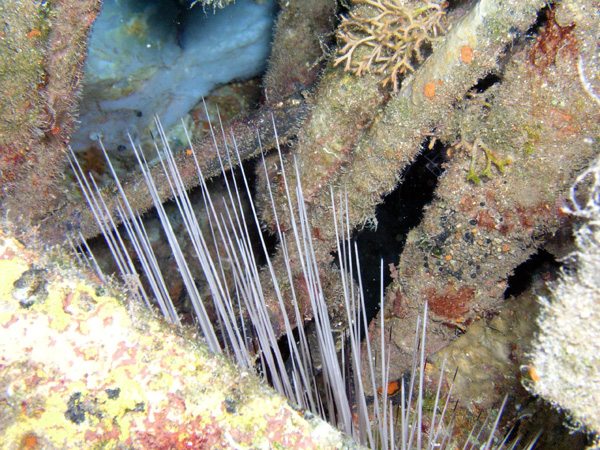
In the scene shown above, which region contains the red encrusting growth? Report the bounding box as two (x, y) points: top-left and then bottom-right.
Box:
(426, 285), (474, 320)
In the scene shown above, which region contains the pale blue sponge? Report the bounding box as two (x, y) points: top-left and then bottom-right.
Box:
(73, 0), (277, 157)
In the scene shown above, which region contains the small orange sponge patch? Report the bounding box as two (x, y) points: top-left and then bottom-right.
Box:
(378, 380), (402, 397)
(460, 45), (474, 63)
(424, 82), (436, 98)
(529, 366), (541, 382)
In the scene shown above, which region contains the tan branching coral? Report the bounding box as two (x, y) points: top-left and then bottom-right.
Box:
(334, 0), (447, 91)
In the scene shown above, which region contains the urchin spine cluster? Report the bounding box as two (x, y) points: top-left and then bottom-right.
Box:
(70, 112), (524, 449)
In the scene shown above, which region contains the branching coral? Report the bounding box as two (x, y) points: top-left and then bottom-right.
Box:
(334, 0), (447, 91)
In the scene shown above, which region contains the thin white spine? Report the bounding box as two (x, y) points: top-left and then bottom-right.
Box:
(71, 110), (532, 450)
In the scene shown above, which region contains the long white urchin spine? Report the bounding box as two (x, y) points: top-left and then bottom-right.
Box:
(69, 111), (527, 449)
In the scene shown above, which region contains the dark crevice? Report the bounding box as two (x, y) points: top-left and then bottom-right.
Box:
(503, 396), (594, 450)
(524, 3), (555, 40)
(334, 138), (448, 326)
(468, 73), (502, 94)
(243, 157), (280, 261)
(463, 3), (554, 100)
(503, 248), (560, 299)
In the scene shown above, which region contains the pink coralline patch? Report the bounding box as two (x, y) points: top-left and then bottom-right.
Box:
(2, 313), (19, 328)
(166, 392), (187, 414)
(62, 292), (75, 314)
(264, 409), (316, 450)
(134, 431), (211, 450)
(136, 364), (151, 380)
(84, 422), (121, 443)
(227, 427), (254, 446)
(72, 346), (88, 360)
(111, 341), (138, 367)
(0, 247), (17, 260)
(135, 412), (218, 450)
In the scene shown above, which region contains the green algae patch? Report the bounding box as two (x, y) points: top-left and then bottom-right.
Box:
(0, 231), (364, 449)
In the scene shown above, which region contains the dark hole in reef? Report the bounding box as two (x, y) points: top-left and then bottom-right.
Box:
(257, 323), (302, 386)
(333, 138), (448, 328)
(468, 73), (502, 94)
(244, 156), (280, 260)
(503, 396), (594, 450)
(463, 3), (556, 99)
(524, 2), (555, 41)
(503, 248), (560, 299)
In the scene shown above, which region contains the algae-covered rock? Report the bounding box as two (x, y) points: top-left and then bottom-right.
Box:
(528, 159), (600, 445)
(359, 0), (600, 386)
(0, 231), (364, 449)
(2, 0), (600, 447)
(0, 0), (101, 228)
